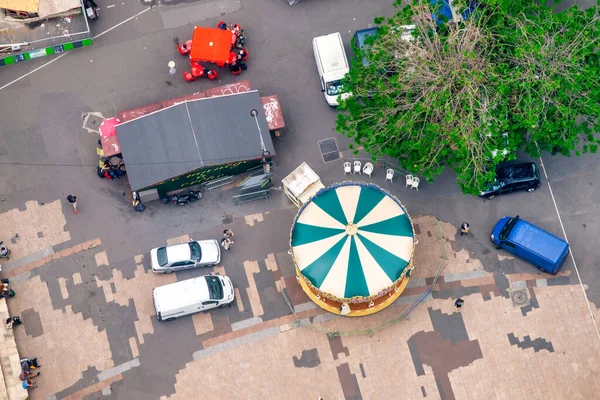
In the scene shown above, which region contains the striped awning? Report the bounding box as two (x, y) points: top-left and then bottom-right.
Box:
(290, 182), (414, 299)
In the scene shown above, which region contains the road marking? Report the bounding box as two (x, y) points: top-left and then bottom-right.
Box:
(93, 7), (151, 40)
(539, 155), (600, 342)
(106, 4), (115, 8)
(0, 53), (68, 92)
(0, 7), (151, 92)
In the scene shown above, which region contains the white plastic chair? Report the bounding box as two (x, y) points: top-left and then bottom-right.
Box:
(406, 174), (414, 188)
(353, 161), (362, 175)
(385, 168), (394, 182)
(343, 162), (352, 175)
(363, 162), (374, 177)
(411, 176), (420, 190)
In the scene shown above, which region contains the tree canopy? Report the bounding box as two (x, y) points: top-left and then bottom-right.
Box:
(336, 0), (600, 194)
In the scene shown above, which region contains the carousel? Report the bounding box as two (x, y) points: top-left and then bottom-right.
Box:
(290, 181), (415, 316)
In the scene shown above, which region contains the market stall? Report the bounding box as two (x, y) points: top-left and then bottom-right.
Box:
(282, 162), (324, 208)
(178, 23), (248, 82)
(116, 90), (276, 197)
(289, 181), (415, 316)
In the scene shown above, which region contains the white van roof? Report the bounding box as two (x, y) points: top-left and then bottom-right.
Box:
(154, 275), (220, 312)
(314, 32), (348, 74)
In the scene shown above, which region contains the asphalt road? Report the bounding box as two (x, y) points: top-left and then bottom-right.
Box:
(0, 0), (599, 398)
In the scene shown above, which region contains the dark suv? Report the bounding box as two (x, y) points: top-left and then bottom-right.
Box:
(479, 162), (541, 200)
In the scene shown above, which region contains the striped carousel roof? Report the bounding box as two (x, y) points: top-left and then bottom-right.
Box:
(290, 182), (414, 299)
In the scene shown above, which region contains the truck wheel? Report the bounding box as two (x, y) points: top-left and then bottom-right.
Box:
(166, 317), (176, 321)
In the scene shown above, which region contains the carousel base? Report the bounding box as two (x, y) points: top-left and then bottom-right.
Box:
(297, 275), (411, 317)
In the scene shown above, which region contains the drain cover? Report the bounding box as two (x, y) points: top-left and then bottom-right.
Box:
(510, 288), (530, 306)
(318, 138), (340, 163)
(83, 113), (104, 132)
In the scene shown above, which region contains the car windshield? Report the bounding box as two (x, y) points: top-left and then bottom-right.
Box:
(499, 218), (519, 241)
(189, 242), (202, 261)
(205, 276), (223, 300)
(156, 248), (168, 267)
(326, 80), (344, 96)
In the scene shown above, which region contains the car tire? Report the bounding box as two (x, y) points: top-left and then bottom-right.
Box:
(218, 303), (228, 308)
(487, 194), (496, 200)
(166, 317), (176, 321)
(164, 269), (173, 274)
(527, 187), (536, 192)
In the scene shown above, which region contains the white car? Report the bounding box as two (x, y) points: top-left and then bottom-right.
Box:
(150, 240), (220, 273)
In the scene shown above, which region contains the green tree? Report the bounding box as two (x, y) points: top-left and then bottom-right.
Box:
(336, 0), (600, 194)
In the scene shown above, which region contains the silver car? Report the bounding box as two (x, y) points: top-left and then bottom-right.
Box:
(150, 240), (221, 273)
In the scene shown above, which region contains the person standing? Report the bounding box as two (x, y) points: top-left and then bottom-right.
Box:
(67, 195), (78, 215)
(223, 229), (234, 239)
(455, 298), (464, 311)
(221, 237), (233, 251)
(460, 221), (470, 236)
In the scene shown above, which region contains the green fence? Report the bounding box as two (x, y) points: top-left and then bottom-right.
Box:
(0, 38), (93, 66)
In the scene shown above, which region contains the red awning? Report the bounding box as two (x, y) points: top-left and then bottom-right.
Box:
(99, 117), (122, 157)
(189, 27), (233, 64)
(261, 95), (285, 130)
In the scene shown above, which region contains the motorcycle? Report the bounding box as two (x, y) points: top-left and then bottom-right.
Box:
(0, 241), (10, 260)
(84, 0), (99, 21)
(170, 190), (202, 206)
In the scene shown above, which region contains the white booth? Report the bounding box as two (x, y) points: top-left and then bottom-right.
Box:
(282, 162), (325, 208)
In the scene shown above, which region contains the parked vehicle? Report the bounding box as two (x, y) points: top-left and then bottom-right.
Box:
(153, 274), (234, 321)
(312, 32), (350, 106)
(171, 190), (202, 206)
(490, 215), (569, 274)
(150, 240), (220, 273)
(84, 0), (99, 20)
(480, 162), (541, 200)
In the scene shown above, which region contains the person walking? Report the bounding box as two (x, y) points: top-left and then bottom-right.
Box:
(221, 237), (233, 251)
(223, 229), (234, 239)
(455, 298), (464, 311)
(67, 195), (78, 215)
(460, 221), (470, 236)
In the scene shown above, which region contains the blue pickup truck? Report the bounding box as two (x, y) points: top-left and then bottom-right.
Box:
(491, 216), (569, 274)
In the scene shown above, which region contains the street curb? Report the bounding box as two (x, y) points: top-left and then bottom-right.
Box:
(0, 38), (93, 67)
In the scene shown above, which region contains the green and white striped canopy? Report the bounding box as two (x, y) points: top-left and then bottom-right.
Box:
(290, 182), (414, 299)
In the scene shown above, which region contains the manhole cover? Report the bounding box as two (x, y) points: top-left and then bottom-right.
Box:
(83, 114), (104, 132)
(510, 289), (530, 306)
(318, 137), (340, 163)
(222, 213), (234, 225)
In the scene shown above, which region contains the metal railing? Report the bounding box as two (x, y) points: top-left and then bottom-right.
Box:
(201, 176), (235, 192)
(232, 189), (271, 205)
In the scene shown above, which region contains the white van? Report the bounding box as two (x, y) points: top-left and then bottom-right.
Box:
(153, 274), (234, 321)
(312, 32), (350, 106)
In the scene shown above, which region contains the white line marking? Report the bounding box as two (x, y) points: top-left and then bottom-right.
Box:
(93, 7), (150, 40)
(0, 53), (68, 92)
(106, 4), (115, 8)
(539, 154), (600, 342)
(0, 7), (151, 92)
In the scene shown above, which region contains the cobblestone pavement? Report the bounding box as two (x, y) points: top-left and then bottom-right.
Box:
(2, 196), (598, 400)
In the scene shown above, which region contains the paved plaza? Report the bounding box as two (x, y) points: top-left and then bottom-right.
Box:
(0, 0), (599, 398)
(1, 173), (599, 399)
